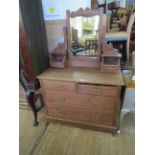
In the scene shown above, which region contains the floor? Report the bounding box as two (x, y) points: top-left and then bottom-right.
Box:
(19, 106), (135, 155)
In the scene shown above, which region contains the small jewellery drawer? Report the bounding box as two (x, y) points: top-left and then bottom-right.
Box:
(78, 84), (119, 96)
(42, 80), (76, 92)
(45, 91), (116, 111)
(47, 106), (114, 126)
(100, 65), (120, 73)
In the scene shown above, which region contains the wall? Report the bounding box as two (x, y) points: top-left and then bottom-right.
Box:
(45, 20), (66, 52)
(43, 0), (128, 53)
(42, 0), (91, 20)
(42, 0), (91, 53)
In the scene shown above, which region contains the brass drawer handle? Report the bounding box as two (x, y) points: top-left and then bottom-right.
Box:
(91, 88), (100, 95)
(56, 96), (65, 103)
(54, 83), (64, 89)
(59, 111), (65, 116)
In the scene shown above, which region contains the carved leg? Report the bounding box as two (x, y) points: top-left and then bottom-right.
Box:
(33, 111), (38, 126)
(25, 91), (38, 126)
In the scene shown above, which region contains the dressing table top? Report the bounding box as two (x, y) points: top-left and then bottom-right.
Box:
(37, 67), (125, 86)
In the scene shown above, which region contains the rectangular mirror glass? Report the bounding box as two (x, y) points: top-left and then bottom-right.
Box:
(70, 15), (99, 57)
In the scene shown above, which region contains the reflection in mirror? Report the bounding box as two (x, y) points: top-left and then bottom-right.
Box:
(70, 16), (99, 57)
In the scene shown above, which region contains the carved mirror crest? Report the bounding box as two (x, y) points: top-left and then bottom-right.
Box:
(66, 8), (105, 67)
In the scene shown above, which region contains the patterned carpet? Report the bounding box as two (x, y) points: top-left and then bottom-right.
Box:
(19, 108), (135, 155)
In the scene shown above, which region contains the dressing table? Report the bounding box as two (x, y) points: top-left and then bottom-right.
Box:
(38, 8), (125, 134)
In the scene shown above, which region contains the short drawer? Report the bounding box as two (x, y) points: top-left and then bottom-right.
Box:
(47, 105), (114, 126)
(42, 80), (76, 92)
(100, 65), (120, 73)
(45, 91), (116, 111)
(78, 84), (119, 97)
(44, 91), (74, 105)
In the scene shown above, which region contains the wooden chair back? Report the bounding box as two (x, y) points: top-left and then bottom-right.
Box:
(127, 13), (135, 61)
(126, 13), (135, 34)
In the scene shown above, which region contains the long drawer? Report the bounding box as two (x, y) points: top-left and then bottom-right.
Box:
(44, 90), (117, 111)
(42, 80), (76, 92)
(77, 83), (119, 97)
(47, 105), (114, 126)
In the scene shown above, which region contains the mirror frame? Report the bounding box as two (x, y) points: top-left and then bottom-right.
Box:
(66, 8), (105, 67)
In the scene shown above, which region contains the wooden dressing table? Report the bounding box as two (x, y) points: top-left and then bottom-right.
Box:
(38, 8), (125, 133)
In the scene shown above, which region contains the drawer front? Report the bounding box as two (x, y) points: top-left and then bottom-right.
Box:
(42, 80), (76, 92)
(85, 96), (116, 110)
(78, 84), (119, 97)
(47, 105), (114, 126)
(100, 65), (120, 73)
(44, 91), (116, 111)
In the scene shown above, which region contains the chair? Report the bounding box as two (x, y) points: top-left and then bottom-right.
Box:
(105, 13), (135, 61)
(85, 39), (97, 53)
(108, 1), (120, 30)
(19, 68), (44, 126)
(71, 42), (85, 56)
